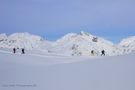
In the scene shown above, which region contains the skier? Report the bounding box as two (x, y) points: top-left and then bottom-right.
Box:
(13, 48), (16, 54)
(22, 48), (25, 54)
(101, 50), (105, 56)
(91, 50), (94, 56)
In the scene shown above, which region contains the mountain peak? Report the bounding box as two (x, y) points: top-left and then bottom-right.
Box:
(80, 31), (90, 36)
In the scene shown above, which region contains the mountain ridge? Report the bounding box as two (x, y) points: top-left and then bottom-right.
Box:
(0, 31), (135, 56)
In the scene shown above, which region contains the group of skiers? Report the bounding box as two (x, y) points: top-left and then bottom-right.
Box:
(13, 48), (105, 56)
(13, 48), (25, 54)
(91, 50), (105, 56)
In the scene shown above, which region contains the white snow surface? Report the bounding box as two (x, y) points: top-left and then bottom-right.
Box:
(0, 48), (135, 90)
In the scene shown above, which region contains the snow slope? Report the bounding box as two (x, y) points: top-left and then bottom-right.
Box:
(0, 32), (52, 50)
(51, 31), (123, 56)
(119, 36), (135, 54)
(0, 49), (135, 90)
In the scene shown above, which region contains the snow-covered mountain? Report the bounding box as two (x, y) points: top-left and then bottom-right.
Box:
(0, 31), (135, 56)
(119, 36), (135, 54)
(0, 32), (51, 50)
(50, 31), (123, 56)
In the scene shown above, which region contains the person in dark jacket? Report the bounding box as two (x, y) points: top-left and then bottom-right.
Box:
(91, 50), (94, 56)
(101, 50), (105, 56)
(22, 48), (25, 54)
(13, 48), (16, 54)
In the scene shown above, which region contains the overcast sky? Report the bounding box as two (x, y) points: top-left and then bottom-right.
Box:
(0, 0), (135, 43)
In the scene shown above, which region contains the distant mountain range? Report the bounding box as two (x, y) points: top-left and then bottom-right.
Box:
(0, 31), (135, 56)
